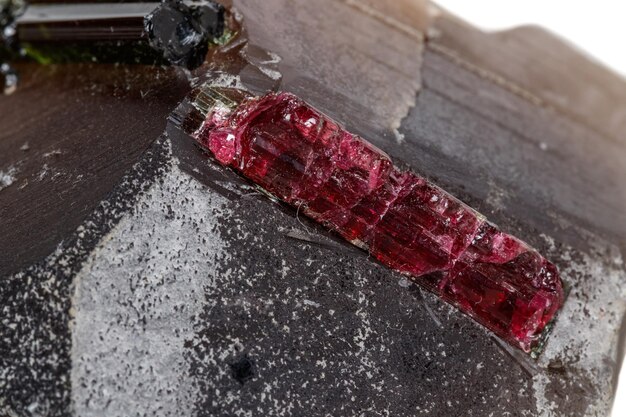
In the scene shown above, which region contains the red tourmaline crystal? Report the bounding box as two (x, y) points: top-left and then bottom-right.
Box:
(194, 91), (565, 353)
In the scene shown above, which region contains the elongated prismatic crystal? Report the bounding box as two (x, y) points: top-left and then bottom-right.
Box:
(191, 89), (565, 354)
(3, 1), (224, 68)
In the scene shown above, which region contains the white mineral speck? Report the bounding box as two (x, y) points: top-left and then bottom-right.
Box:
(0, 165), (17, 191)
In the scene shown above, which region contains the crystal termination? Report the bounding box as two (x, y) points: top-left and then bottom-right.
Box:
(194, 91), (565, 353)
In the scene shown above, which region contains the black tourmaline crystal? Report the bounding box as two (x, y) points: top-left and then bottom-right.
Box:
(5, 0), (224, 69)
(145, 0), (225, 68)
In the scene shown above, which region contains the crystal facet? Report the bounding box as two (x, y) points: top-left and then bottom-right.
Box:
(194, 91), (565, 353)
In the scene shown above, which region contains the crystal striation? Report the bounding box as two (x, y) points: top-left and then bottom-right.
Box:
(193, 91), (565, 353)
(4, 1), (224, 69)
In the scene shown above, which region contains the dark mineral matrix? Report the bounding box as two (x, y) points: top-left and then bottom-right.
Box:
(192, 90), (565, 354)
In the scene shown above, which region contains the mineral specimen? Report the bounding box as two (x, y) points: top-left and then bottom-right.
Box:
(145, 0), (225, 68)
(194, 91), (564, 353)
(3, 0), (224, 68)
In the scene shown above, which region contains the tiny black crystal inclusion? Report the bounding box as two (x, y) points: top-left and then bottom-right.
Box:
(229, 355), (255, 385)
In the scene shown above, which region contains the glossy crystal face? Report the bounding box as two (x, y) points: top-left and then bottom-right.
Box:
(195, 91), (565, 353)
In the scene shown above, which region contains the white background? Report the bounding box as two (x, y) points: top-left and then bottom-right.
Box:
(434, 1), (626, 416)
(435, 0), (626, 76)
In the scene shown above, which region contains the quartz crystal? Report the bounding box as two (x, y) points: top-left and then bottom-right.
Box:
(194, 91), (565, 353)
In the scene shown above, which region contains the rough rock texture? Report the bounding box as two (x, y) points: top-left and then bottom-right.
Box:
(70, 136), (545, 417)
(0, 138), (172, 416)
(429, 10), (626, 147)
(71, 159), (229, 417)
